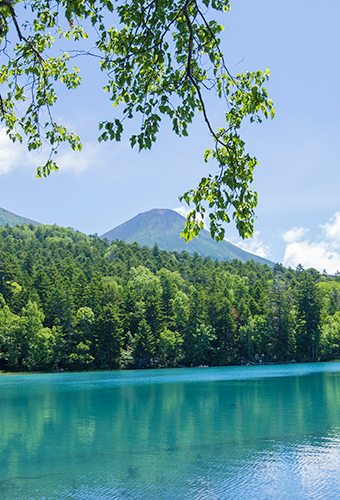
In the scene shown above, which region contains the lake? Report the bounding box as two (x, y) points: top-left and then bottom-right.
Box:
(1, 363), (340, 499)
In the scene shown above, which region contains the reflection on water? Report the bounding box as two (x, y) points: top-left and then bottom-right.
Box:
(1, 363), (340, 499)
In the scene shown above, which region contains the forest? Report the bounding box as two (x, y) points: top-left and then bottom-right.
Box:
(0, 223), (339, 372)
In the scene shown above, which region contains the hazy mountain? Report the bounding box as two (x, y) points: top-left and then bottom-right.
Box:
(0, 207), (41, 227)
(101, 208), (273, 266)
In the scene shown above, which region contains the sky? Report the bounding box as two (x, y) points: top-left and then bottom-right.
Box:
(1, 0), (340, 273)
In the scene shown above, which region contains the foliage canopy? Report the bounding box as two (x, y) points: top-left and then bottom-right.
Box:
(0, 0), (274, 240)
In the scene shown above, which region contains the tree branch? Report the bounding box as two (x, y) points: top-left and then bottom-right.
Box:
(0, 94), (4, 115)
(193, 0), (236, 84)
(0, 0), (44, 62)
(0, 0), (22, 41)
(183, 0), (193, 77)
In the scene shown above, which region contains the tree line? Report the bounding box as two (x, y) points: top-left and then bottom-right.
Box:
(0, 223), (339, 372)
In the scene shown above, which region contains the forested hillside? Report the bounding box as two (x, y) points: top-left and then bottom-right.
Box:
(0, 207), (41, 228)
(0, 224), (339, 372)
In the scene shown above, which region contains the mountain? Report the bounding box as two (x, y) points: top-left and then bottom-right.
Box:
(0, 207), (41, 227)
(101, 208), (273, 266)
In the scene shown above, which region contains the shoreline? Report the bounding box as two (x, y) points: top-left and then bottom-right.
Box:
(2, 359), (340, 377)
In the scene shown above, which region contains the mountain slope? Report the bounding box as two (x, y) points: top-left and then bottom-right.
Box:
(0, 207), (41, 227)
(101, 209), (273, 266)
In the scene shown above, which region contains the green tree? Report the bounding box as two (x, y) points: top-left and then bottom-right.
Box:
(0, 294), (25, 370)
(67, 306), (95, 369)
(187, 285), (207, 331)
(132, 318), (156, 368)
(45, 279), (74, 336)
(318, 281), (340, 320)
(0, 0), (274, 240)
(128, 266), (162, 336)
(208, 286), (236, 364)
(184, 323), (216, 366)
(320, 312), (340, 360)
(94, 304), (122, 369)
(27, 326), (58, 371)
(158, 268), (184, 325)
(295, 270), (322, 361)
(0, 252), (22, 306)
(21, 300), (57, 370)
(172, 290), (190, 334)
(238, 315), (272, 362)
(157, 328), (183, 368)
(249, 278), (268, 317)
(267, 276), (296, 361)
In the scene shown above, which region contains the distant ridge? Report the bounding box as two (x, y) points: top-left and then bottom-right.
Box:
(101, 208), (273, 266)
(0, 207), (41, 227)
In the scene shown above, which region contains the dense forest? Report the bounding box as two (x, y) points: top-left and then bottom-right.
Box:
(0, 224), (339, 372)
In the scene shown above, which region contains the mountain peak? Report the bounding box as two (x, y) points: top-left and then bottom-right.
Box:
(101, 208), (272, 266)
(145, 208), (175, 216)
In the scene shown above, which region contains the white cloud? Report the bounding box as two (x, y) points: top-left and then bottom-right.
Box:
(0, 128), (22, 174)
(235, 231), (271, 259)
(55, 138), (131, 175)
(174, 206), (191, 219)
(0, 126), (113, 176)
(57, 146), (95, 175)
(282, 226), (309, 243)
(322, 212), (340, 246)
(0, 126), (57, 175)
(282, 213), (340, 274)
(283, 241), (340, 273)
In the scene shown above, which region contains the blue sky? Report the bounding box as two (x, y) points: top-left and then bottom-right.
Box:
(1, 0), (340, 273)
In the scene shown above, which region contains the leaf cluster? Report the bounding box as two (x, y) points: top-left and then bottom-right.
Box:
(1, 0), (274, 236)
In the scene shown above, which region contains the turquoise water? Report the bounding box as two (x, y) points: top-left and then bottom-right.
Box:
(1, 363), (340, 499)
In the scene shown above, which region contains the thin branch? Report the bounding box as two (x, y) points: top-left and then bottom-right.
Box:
(0, 0), (22, 41)
(183, 0), (193, 77)
(193, 0), (238, 86)
(0, 0), (45, 62)
(188, 73), (220, 143)
(182, 0), (225, 149)
(67, 48), (105, 60)
(104, 4), (184, 65)
(0, 94), (4, 114)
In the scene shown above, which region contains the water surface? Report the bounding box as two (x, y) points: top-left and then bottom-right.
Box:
(1, 363), (340, 499)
